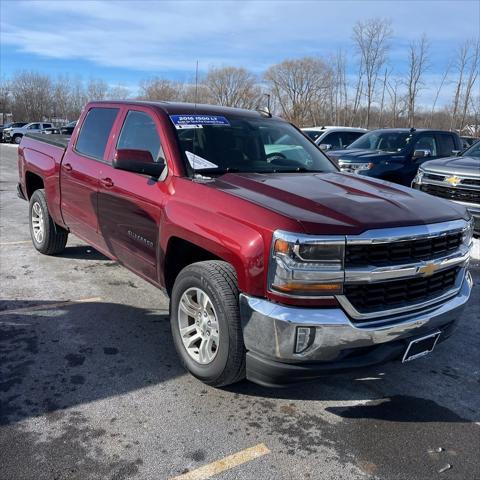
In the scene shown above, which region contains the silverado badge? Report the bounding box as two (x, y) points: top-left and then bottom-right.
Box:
(418, 262), (439, 277)
(445, 175), (461, 186)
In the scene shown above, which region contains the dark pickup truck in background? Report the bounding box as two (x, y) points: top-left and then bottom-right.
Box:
(17, 101), (474, 387)
(328, 128), (463, 186)
(413, 139), (480, 235)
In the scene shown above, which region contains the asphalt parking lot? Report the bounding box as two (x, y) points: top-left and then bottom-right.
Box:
(0, 143), (479, 480)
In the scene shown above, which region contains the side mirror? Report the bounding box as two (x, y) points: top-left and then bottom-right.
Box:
(413, 149), (431, 160)
(452, 150), (462, 156)
(319, 143), (332, 151)
(113, 149), (165, 178)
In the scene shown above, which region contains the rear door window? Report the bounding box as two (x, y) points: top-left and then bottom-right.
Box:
(28, 123), (41, 130)
(75, 107), (119, 161)
(436, 134), (456, 156)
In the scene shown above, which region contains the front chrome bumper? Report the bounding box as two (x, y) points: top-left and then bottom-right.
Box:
(240, 271), (472, 369)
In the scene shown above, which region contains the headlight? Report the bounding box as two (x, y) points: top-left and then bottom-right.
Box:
(463, 216), (474, 248)
(413, 169), (424, 185)
(339, 162), (374, 173)
(268, 231), (345, 297)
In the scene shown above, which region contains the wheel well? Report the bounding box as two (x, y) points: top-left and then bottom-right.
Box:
(164, 237), (222, 295)
(25, 171), (44, 199)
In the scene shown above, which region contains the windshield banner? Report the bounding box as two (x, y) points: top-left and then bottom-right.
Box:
(170, 115), (230, 129)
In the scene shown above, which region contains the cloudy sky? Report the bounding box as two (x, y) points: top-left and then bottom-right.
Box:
(1, 0), (479, 101)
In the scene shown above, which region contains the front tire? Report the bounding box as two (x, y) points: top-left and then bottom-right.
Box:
(29, 189), (68, 255)
(13, 134), (22, 144)
(170, 261), (245, 387)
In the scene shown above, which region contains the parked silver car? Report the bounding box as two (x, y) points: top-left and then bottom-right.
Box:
(302, 126), (367, 152)
(412, 140), (480, 235)
(3, 122), (54, 144)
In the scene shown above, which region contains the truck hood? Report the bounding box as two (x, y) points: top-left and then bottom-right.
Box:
(421, 156), (480, 177)
(208, 172), (467, 235)
(327, 149), (401, 164)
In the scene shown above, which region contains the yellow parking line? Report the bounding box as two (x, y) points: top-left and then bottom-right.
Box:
(171, 443), (270, 480)
(0, 240), (31, 245)
(0, 297), (102, 316)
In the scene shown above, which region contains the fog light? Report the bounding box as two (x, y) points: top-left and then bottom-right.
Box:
(295, 327), (315, 353)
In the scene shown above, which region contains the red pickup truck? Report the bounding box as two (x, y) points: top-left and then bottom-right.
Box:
(17, 101), (474, 387)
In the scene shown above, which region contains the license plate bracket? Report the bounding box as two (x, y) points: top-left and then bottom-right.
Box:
(402, 331), (441, 363)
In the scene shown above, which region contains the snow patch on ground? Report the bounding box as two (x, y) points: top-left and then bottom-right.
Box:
(471, 238), (480, 261)
(1, 143), (19, 148)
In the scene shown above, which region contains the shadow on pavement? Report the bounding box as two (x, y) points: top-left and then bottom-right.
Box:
(0, 299), (180, 426)
(55, 245), (110, 261)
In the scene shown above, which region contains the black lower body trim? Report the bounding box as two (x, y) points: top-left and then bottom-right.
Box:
(17, 183), (26, 200)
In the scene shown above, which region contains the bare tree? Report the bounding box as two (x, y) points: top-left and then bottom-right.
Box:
(9, 71), (52, 120)
(0, 78), (10, 124)
(378, 68), (389, 127)
(386, 77), (403, 127)
(138, 78), (182, 101)
(203, 67), (262, 109)
(108, 85), (131, 100)
(52, 75), (73, 121)
(405, 34), (429, 127)
(265, 57), (331, 125)
(459, 39), (479, 131)
(450, 42), (470, 130)
(86, 79), (109, 101)
(181, 84), (212, 104)
(352, 18), (393, 128)
(428, 61), (451, 127)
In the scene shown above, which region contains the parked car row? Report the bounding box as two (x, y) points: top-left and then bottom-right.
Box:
(310, 127), (478, 234)
(0, 120), (77, 143)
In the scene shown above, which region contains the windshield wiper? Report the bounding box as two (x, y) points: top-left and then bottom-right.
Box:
(193, 167), (241, 175)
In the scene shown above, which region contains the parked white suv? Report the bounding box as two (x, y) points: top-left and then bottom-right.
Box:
(302, 126), (367, 152)
(3, 122), (54, 144)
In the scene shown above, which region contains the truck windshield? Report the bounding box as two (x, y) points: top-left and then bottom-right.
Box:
(464, 141), (480, 158)
(173, 116), (337, 175)
(347, 130), (412, 152)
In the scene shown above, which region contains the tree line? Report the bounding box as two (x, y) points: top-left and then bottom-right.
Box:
(1, 18), (478, 134)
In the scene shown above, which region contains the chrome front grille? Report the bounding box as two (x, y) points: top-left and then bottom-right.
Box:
(420, 184), (480, 204)
(338, 220), (470, 324)
(344, 267), (459, 319)
(345, 232), (462, 267)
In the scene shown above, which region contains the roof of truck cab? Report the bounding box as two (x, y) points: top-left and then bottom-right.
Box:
(369, 128), (456, 134)
(90, 100), (281, 120)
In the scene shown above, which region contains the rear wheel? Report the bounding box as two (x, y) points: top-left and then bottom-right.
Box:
(170, 261), (245, 387)
(29, 189), (68, 255)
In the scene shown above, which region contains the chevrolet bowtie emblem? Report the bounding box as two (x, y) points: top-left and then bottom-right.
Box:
(445, 175), (461, 186)
(418, 262), (438, 277)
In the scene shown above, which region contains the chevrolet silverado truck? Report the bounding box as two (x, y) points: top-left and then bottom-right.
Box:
(328, 128), (463, 186)
(17, 101), (474, 387)
(413, 139), (480, 235)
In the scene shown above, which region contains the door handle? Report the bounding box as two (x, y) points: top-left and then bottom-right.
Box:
(100, 177), (114, 188)
(63, 163), (72, 172)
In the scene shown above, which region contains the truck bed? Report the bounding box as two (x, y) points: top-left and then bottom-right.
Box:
(24, 132), (71, 150)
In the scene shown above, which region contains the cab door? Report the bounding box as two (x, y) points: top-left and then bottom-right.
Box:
(60, 106), (119, 246)
(96, 108), (167, 283)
